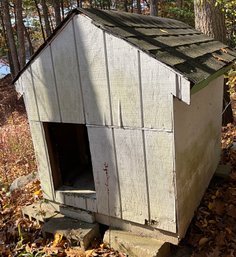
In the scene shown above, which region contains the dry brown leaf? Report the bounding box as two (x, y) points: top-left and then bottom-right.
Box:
(213, 200), (225, 215)
(227, 205), (236, 219)
(52, 232), (63, 247)
(215, 231), (225, 246)
(199, 237), (209, 246)
(85, 249), (94, 257)
(65, 247), (86, 257)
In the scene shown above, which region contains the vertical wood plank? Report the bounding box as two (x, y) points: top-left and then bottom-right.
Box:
(74, 15), (111, 126)
(106, 34), (141, 128)
(15, 78), (24, 96)
(31, 47), (61, 122)
(51, 20), (84, 123)
(21, 66), (39, 121)
(114, 129), (148, 224)
(29, 121), (54, 200)
(140, 52), (174, 130)
(145, 130), (176, 232)
(86, 195), (97, 213)
(88, 127), (121, 218)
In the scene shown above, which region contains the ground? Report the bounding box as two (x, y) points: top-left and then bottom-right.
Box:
(1, 75), (236, 256)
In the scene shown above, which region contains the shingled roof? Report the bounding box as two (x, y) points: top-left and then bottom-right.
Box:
(81, 8), (236, 85)
(14, 8), (236, 86)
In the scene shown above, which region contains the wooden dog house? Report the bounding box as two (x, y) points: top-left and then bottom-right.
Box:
(14, 8), (236, 243)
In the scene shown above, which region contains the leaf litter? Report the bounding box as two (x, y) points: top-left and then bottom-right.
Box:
(1, 74), (236, 256)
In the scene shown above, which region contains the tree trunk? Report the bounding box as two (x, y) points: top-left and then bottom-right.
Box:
(124, 0), (128, 12)
(53, 0), (61, 27)
(194, 0), (226, 43)
(0, 7), (14, 76)
(24, 25), (34, 56)
(77, 0), (82, 8)
(41, 0), (51, 38)
(15, 0), (26, 69)
(150, 0), (158, 16)
(194, 0), (232, 124)
(34, 0), (46, 41)
(61, 0), (64, 19)
(2, 0), (20, 76)
(137, 0), (141, 14)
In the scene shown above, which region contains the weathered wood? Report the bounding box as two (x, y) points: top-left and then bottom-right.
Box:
(95, 214), (179, 245)
(140, 52), (174, 130)
(15, 78), (23, 96)
(73, 15), (111, 126)
(105, 33), (142, 128)
(145, 130), (176, 232)
(114, 128), (148, 224)
(21, 66), (39, 121)
(174, 76), (224, 237)
(29, 121), (54, 200)
(50, 20), (84, 123)
(31, 47), (61, 122)
(86, 195), (97, 213)
(88, 127), (121, 218)
(173, 75), (191, 105)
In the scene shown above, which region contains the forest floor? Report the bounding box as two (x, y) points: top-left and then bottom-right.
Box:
(1, 74), (236, 256)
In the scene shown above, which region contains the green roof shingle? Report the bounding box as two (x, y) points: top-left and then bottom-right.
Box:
(81, 8), (236, 85)
(13, 8), (236, 86)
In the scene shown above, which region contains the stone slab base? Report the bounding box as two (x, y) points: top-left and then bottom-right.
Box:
(104, 229), (170, 257)
(42, 215), (100, 250)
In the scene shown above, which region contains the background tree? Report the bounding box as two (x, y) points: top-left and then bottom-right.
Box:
(41, 0), (52, 38)
(16, 0), (26, 68)
(1, 0), (20, 76)
(150, 0), (158, 16)
(194, 0), (233, 124)
(53, 0), (62, 27)
(194, 0), (226, 43)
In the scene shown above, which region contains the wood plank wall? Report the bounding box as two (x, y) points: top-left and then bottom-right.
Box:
(17, 14), (191, 233)
(174, 76), (223, 237)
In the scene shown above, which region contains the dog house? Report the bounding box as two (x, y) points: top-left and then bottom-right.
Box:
(14, 8), (236, 243)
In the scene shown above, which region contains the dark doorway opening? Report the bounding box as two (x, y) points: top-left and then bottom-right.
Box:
(43, 122), (95, 191)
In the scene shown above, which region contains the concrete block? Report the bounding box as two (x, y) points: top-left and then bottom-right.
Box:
(59, 204), (95, 223)
(42, 215), (100, 250)
(215, 164), (231, 179)
(22, 201), (59, 223)
(104, 229), (170, 257)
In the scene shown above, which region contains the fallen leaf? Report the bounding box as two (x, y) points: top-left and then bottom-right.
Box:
(52, 232), (63, 247)
(227, 205), (236, 219)
(199, 237), (209, 246)
(65, 247), (85, 257)
(206, 247), (221, 257)
(85, 249), (94, 257)
(160, 29), (168, 33)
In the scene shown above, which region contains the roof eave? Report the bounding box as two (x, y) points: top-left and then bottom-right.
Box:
(190, 62), (234, 95)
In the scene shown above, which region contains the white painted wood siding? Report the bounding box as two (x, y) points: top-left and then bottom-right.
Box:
(145, 130), (176, 232)
(88, 127), (121, 218)
(31, 47), (61, 122)
(174, 76), (223, 237)
(105, 34), (141, 128)
(50, 20), (84, 124)
(16, 66), (39, 121)
(74, 15), (111, 126)
(21, 66), (39, 121)
(114, 129), (148, 224)
(29, 121), (54, 200)
(140, 52), (174, 130)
